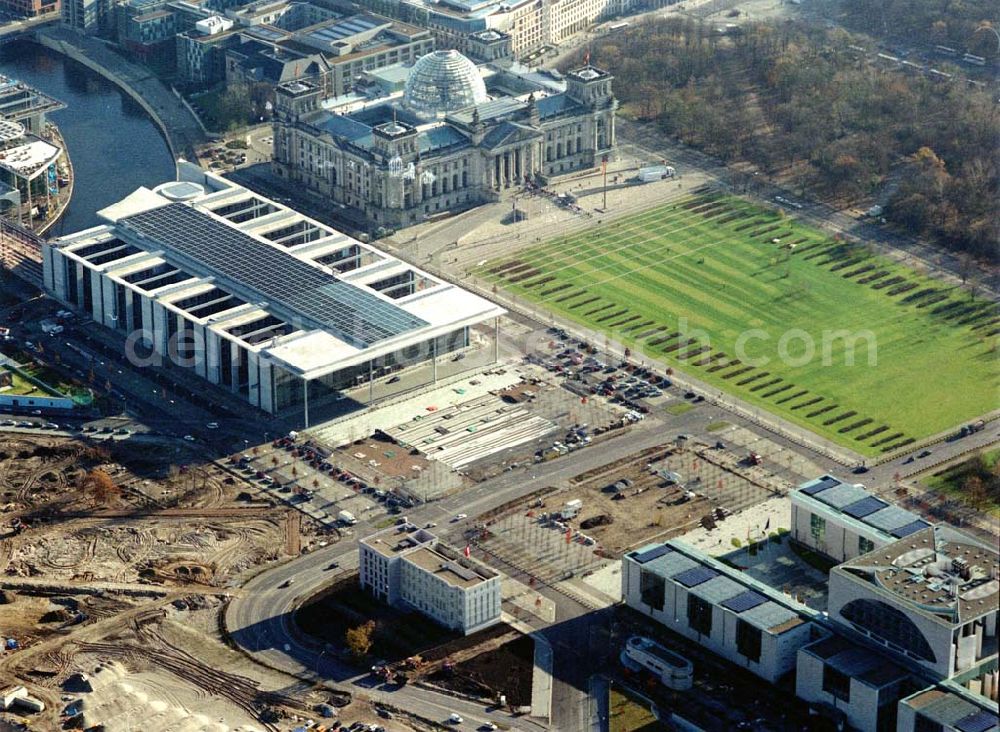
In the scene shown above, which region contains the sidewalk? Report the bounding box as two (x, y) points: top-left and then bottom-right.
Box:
(531, 634), (553, 721)
(36, 27), (207, 161)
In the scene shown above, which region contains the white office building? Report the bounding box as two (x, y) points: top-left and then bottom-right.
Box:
(621, 540), (816, 684)
(791, 474), (931, 564)
(360, 525), (501, 635)
(41, 164), (505, 423)
(827, 524), (998, 686)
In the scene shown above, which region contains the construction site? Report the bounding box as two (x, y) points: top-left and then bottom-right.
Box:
(476, 435), (791, 564)
(0, 431), (352, 731)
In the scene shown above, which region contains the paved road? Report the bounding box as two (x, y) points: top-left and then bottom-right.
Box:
(224, 418), (676, 729)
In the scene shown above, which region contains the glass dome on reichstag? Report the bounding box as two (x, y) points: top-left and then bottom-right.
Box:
(402, 50), (488, 117)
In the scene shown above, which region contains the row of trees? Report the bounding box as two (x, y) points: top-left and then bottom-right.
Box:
(578, 19), (999, 260)
(834, 0), (999, 54)
(950, 453), (1000, 511)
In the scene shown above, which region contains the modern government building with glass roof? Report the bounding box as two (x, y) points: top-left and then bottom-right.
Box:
(41, 163), (505, 423)
(272, 48), (617, 229)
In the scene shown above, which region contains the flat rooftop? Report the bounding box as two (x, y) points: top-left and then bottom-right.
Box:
(837, 525), (999, 625)
(362, 527), (435, 557)
(0, 75), (66, 122)
(50, 170), (505, 379)
(0, 138), (61, 178)
(627, 540), (815, 635)
(118, 202), (428, 346)
(801, 635), (909, 689)
(627, 636), (692, 671)
(796, 474), (931, 539)
(403, 545), (496, 589)
(902, 687), (998, 732)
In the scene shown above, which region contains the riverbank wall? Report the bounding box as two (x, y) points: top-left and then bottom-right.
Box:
(34, 27), (207, 163)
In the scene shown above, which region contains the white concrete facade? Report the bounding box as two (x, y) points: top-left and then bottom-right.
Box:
(621, 541), (816, 684)
(360, 525), (502, 635)
(791, 474), (929, 564)
(827, 526), (998, 687)
(41, 166), (504, 420)
(795, 634), (911, 732)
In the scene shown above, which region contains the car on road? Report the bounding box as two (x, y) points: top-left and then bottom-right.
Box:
(387, 375), (400, 384)
(917, 450), (932, 458)
(279, 578), (294, 588)
(183, 434), (196, 441)
(376, 708), (392, 719)
(325, 561), (340, 570)
(479, 724), (497, 731)
(206, 422), (219, 429)
(852, 465), (869, 474)
(424, 522), (436, 529)
(447, 714), (463, 725)
(451, 514), (467, 522)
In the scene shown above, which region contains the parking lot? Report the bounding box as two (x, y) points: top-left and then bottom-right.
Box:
(226, 438), (418, 529)
(476, 513), (612, 586)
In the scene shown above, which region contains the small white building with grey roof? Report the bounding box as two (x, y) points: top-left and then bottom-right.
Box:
(621, 540), (816, 684)
(360, 524), (501, 635)
(791, 474), (931, 564)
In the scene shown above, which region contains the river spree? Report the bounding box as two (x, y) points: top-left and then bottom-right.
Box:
(1, 41), (175, 235)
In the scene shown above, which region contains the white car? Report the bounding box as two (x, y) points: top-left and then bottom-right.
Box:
(447, 714), (463, 725)
(451, 513), (467, 522)
(206, 422), (219, 429)
(183, 434), (196, 441)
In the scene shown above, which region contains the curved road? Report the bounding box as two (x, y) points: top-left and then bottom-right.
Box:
(224, 419), (672, 730)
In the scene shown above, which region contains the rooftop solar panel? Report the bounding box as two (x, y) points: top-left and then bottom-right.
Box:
(118, 203), (426, 347)
(720, 590), (768, 613)
(842, 496), (889, 519)
(814, 483), (870, 509)
(863, 505), (921, 533)
(673, 566), (718, 588)
(690, 575), (743, 604)
(890, 519), (931, 538)
(800, 475), (840, 496)
(632, 545), (672, 564)
(955, 711), (999, 732)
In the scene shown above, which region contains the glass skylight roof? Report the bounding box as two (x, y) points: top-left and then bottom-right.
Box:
(118, 203), (426, 347)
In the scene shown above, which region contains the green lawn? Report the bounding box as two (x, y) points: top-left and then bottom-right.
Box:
(609, 686), (664, 732)
(1, 367), (41, 396)
(482, 193), (999, 455)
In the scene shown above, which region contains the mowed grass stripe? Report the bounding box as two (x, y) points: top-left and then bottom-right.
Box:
(484, 195), (998, 455)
